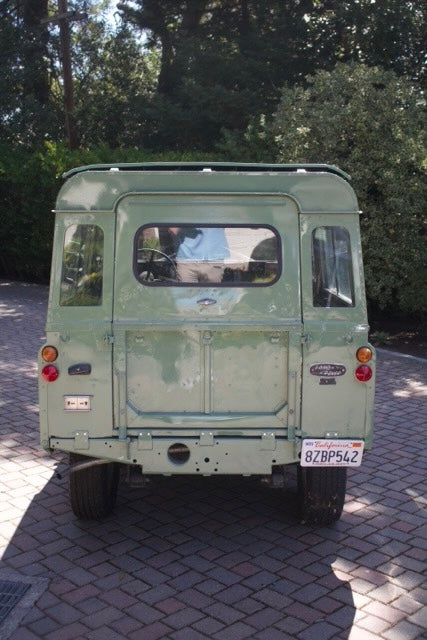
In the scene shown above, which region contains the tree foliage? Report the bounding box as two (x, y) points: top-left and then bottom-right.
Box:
(273, 63), (426, 314)
(0, 142), (220, 282)
(116, 0), (425, 149)
(71, 21), (159, 147)
(0, 0), (424, 149)
(304, 1), (425, 81)
(0, 0), (60, 144)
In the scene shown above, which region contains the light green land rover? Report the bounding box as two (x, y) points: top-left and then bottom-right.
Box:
(39, 163), (375, 524)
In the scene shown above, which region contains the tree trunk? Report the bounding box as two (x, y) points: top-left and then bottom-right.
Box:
(22, 0), (50, 104)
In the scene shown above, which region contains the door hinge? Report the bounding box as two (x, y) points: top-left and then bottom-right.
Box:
(200, 431), (214, 446)
(261, 432), (276, 451)
(138, 431), (153, 450)
(74, 430), (89, 450)
(104, 334), (115, 345)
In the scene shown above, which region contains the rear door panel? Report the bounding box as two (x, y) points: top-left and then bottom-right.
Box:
(113, 194), (301, 436)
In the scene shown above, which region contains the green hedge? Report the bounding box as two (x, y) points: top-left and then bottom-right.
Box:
(0, 143), (219, 282)
(1, 130), (425, 317)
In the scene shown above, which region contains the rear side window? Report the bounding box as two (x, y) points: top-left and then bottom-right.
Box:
(134, 225), (281, 286)
(312, 226), (354, 307)
(60, 224), (104, 306)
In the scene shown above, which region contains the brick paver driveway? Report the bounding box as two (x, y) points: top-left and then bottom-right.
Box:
(0, 280), (426, 640)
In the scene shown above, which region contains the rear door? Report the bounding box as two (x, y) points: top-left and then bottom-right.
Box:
(44, 212), (115, 440)
(299, 214), (374, 441)
(112, 194), (302, 438)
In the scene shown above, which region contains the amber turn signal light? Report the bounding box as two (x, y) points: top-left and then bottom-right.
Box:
(356, 346), (372, 363)
(41, 346), (58, 363)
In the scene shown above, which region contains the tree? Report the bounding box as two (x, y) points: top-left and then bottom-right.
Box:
(0, 0), (59, 144)
(116, 0), (320, 149)
(71, 20), (159, 147)
(1, 1), (424, 150)
(116, 1), (425, 151)
(21, 0), (50, 104)
(273, 63), (426, 314)
(304, 1), (426, 83)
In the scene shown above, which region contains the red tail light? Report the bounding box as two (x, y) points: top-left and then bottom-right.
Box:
(355, 365), (372, 382)
(41, 365), (59, 382)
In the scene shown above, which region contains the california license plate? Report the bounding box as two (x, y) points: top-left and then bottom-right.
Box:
(301, 439), (364, 467)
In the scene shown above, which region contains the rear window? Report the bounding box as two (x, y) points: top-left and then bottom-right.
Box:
(60, 224), (104, 306)
(312, 226), (355, 307)
(134, 225), (281, 286)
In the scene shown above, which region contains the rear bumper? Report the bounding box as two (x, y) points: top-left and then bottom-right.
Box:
(49, 434), (300, 475)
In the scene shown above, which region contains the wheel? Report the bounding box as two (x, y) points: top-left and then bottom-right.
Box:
(298, 466), (347, 525)
(69, 454), (120, 519)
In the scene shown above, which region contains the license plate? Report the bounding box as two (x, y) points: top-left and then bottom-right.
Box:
(301, 439), (364, 467)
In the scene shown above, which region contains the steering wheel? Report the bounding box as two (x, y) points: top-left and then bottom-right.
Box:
(139, 249), (177, 281)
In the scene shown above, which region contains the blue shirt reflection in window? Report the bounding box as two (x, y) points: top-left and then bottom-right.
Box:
(170, 227), (230, 283)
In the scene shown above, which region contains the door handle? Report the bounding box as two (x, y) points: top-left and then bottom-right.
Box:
(197, 298), (217, 306)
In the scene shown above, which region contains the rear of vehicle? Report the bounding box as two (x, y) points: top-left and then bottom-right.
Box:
(39, 163), (375, 524)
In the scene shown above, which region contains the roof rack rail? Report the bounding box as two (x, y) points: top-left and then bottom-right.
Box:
(63, 162), (351, 182)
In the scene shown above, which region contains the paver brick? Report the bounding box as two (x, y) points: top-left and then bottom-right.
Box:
(44, 601), (84, 625)
(358, 614), (393, 634)
(347, 627), (390, 640)
(363, 600), (408, 624)
(45, 621), (90, 640)
(382, 620), (426, 640)
(214, 584), (252, 604)
(231, 561), (260, 577)
(62, 584), (101, 605)
(81, 625), (128, 640)
(110, 615), (144, 635)
(192, 615), (225, 635)
(155, 597), (187, 615)
(174, 587), (215, 609)
(128, 621), (172, 640)
(204, 602), (246, 624)
(27, 616), (59, 637)
(234, 596), (264, 614)
(299, 621), (342, 640)
(292, 582), (329, 603)
(195, 578), (226, 595)
(212, 621), (258, 640)
(243, 607), (284, 629)
(313, 595), (346, 614)
(241, 569), (278, 589)
(161, 606), (205, 629)
(170, 629), (211, 640)
(408, 606), (427, 628)
(167, 569), (205, 590)
(124, 601), (164, 625)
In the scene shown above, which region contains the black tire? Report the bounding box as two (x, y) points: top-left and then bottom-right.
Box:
(298, 466), (347, 526)
(69, 454), (120, 519)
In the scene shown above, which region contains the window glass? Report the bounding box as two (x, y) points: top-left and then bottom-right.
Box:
(312, 227), (354, 307)
(134, 225), (280, 286)
(60, 224), (104, 306)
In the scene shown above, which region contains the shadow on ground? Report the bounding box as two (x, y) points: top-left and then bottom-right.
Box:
(1, 460), (356, 640)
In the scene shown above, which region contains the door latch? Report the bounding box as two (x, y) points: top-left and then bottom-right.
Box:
(197, 298), (217, 306)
